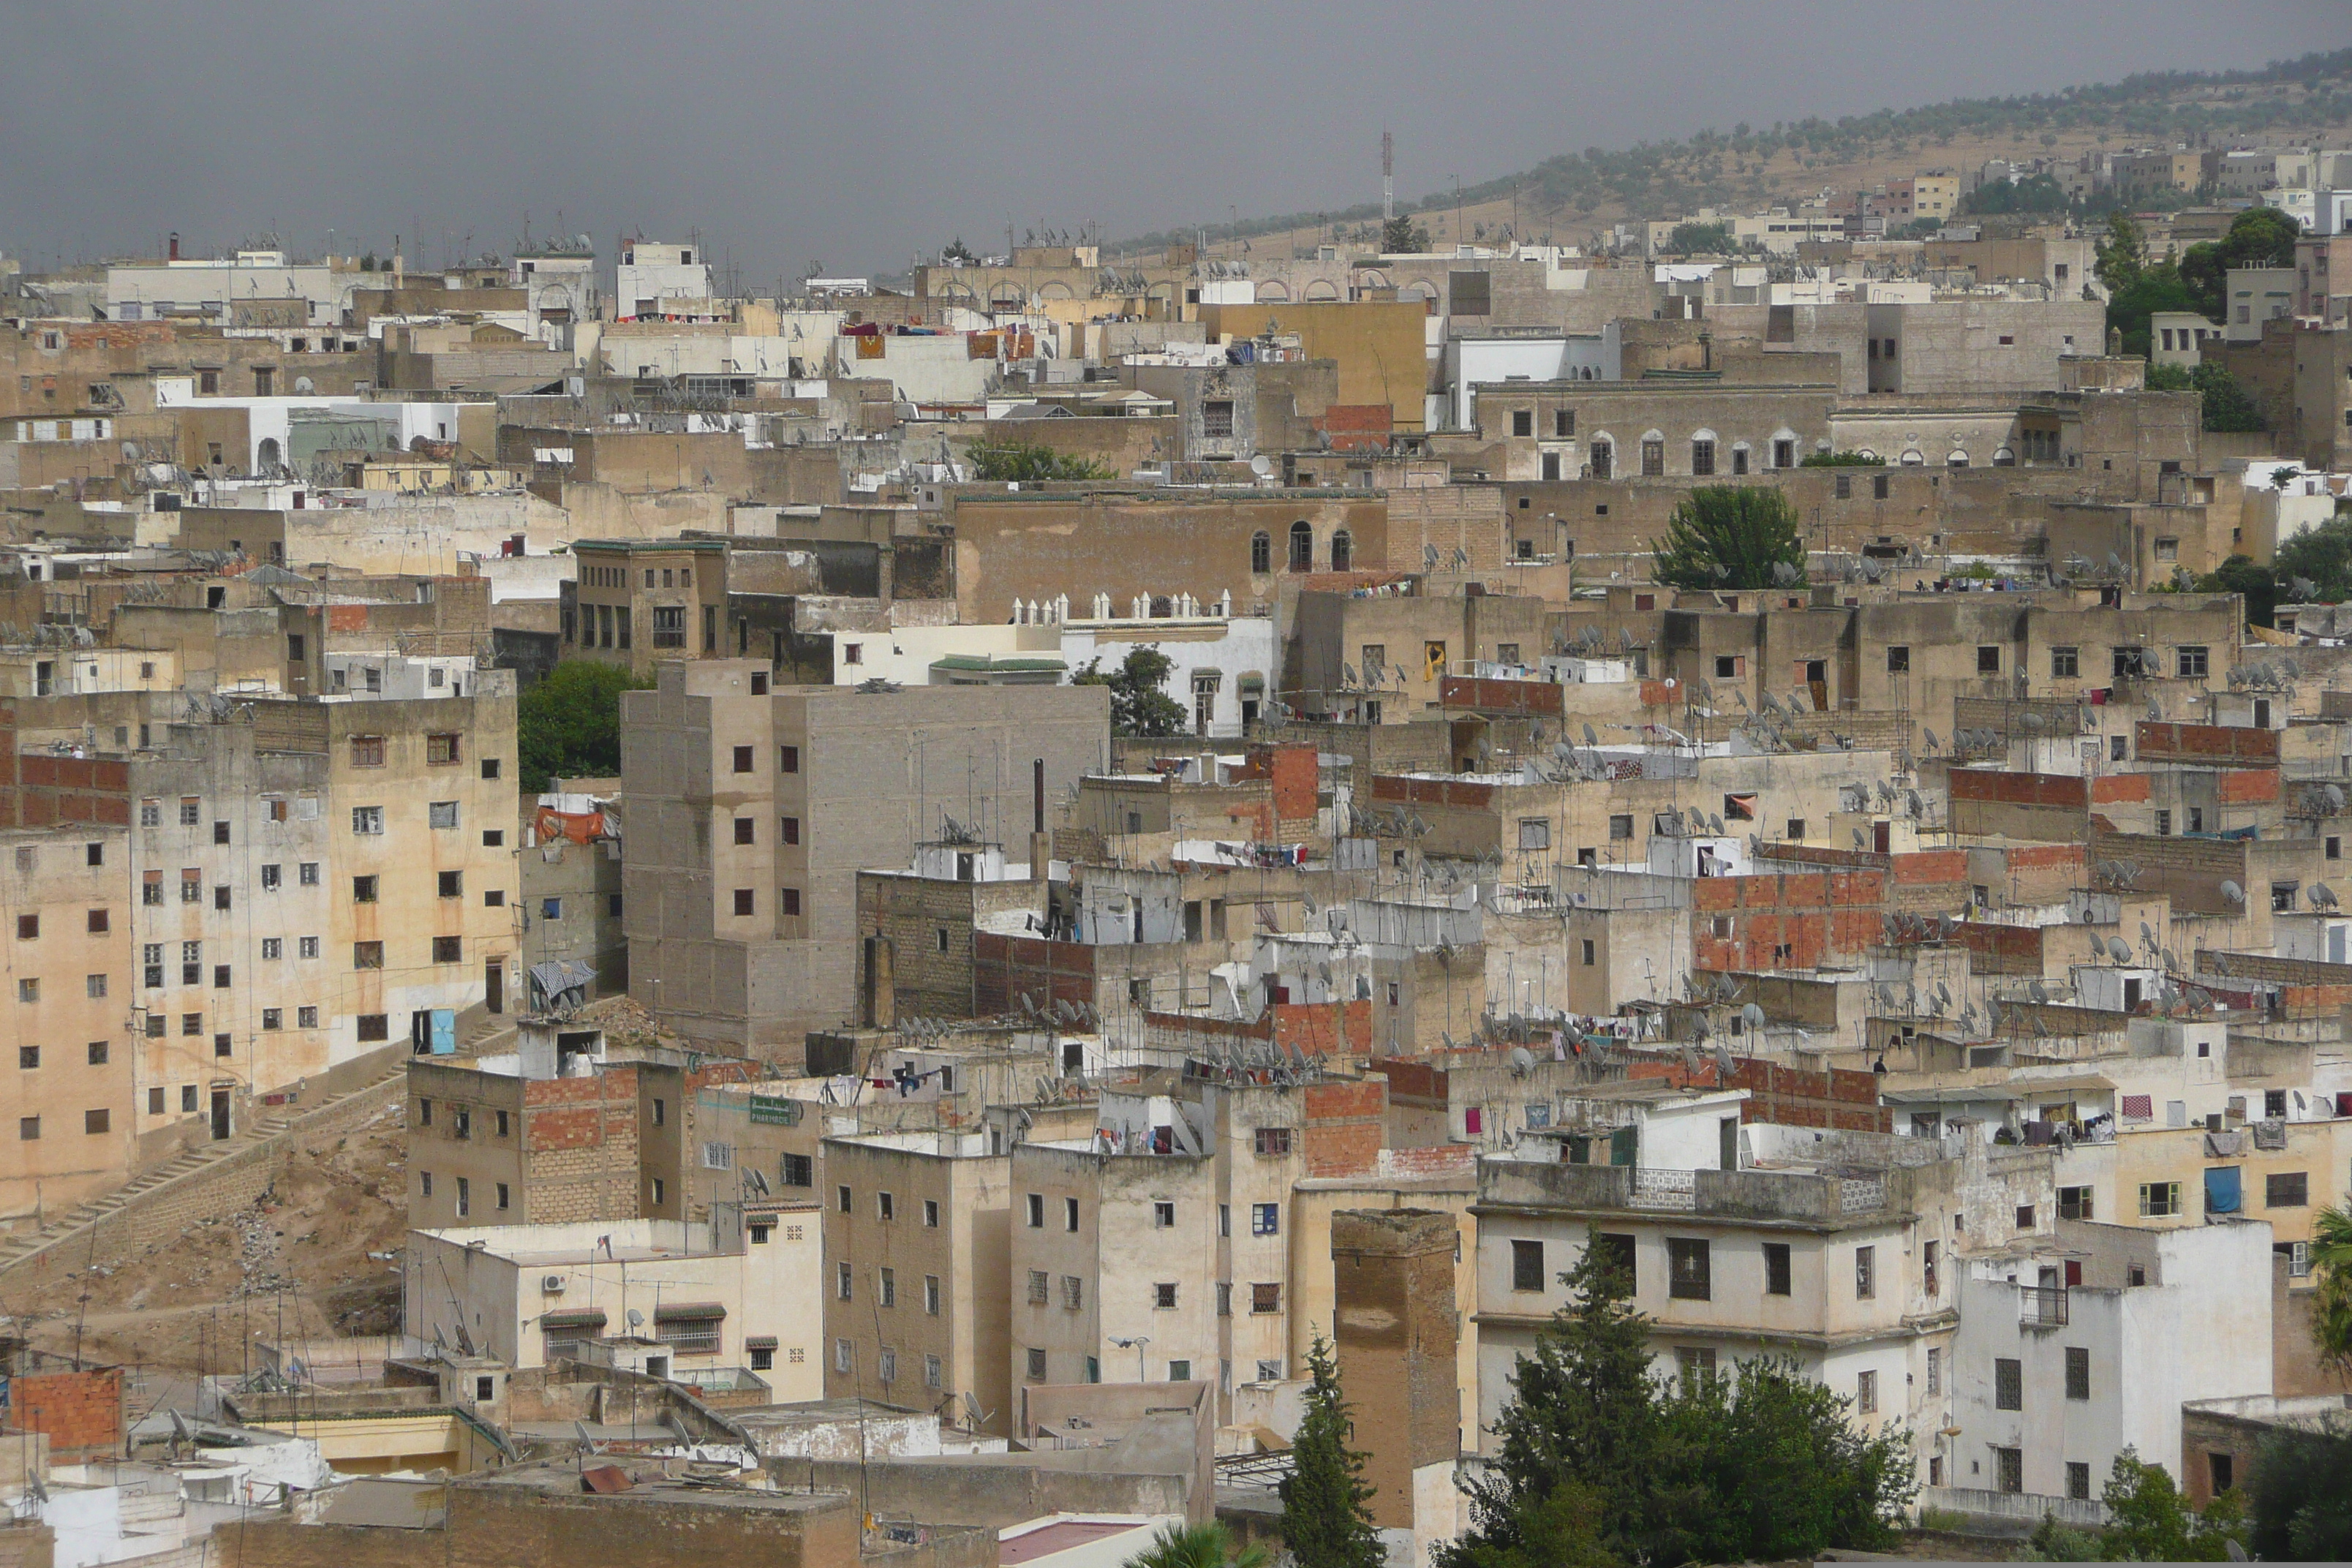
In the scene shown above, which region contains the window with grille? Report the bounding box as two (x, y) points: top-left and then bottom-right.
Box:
(1512, 1239), (1545, 1292)
(1856, 1369), (1877, 1414)
(2267, 1172), (2308, 1207)
(1025, 1349), (1047, 1382)
(1154, 1282), (1178, 1309)
(1668, 1238), (1711, 1299)
(1251, 1282), (1281, 1313)
(2065, 1345), (2090, 1401)
(652, 606), (687, 648)
(1995, 1357), (2022, 1410)
(1028, 1270), (1050, 1305)
(1995, 1447), (2023, 1494)
(350, 735), (385, 767)
(655, 1315), (720, 1355)
(1062, 1275), (1083, 1310)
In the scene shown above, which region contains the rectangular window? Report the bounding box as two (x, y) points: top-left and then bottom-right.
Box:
(1996, 1447), (2023, 1494)
(2267, 1172), (2309, 1207)
(350, 735), (385, 768)
(925, 1275), (941, 1315)
(351, 806), (382, 835)
(1976, 645), (2001, 674)
(1926, 1346), (1941, 1395)
(1251, 1202), (1280, 1236)
(1667, 1237), (1711, 1300)
(1155, 1282), (1178, 1309)
(354, 941), (383, 969)
(1026, 1193), (1044, 1227)
(1994, 1357), (2022, 1411)
(353, 874), (379, 903)
(878, 1268), (896, 1308)
(1856, 1369), (1877, 1414)
(1026, 1348), (1047, 1382)
(1763, 1241), (1791, 1295)
(2068, 1462), (2091, 1501)
(2177, 645), (2209, 679)
(1855, 1245), (1876, 1300)
(1252, 1126), (1292, 1156)
(426, 733), (461, 766)
(1251, 1282), (1281, 1314)
(1512, 1238), (1545, 1292)
(1517, 818), (1551, 851)
(2065, 1345), (2090, 1401)
(2051, 646), (2078, 679)
(1066, 1196), (1080, 1231)
(2058, 1186), (2094, 1220)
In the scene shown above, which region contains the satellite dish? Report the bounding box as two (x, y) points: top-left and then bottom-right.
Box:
(1248, 455), (1273, 476)
(1509, 1046), (1534, 1077)
(2106, 937), (2133, 963)
(2220, 879), (2246, 905)
(1740, 1002), (1766, 1028)
(625, 1309), (645, 1329)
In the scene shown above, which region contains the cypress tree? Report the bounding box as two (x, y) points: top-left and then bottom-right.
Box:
(1278, 1332), (1385, 1568)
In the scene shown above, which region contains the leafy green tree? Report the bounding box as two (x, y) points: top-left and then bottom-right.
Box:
(2190, 554), (2279, 626)
(1071, 646), (1188, 737)
(941, 236), (976, 263)
(2179, 206), (2302, 320)
(2025, 1509), (2105, 1561)
(2274, 516), (2352, 603)
(1446, 1236), (1681, 1567)
(2094, 211), (2148, 294)
(1799, 451), (1886, 467)
(1381, 215), (1433, 254)
(2190, 363), (2266, 432)
(1279, 1333), (1385, 1568)
(1444, 1240), (1911, 1567)
(962, 439), (1113, 483)
(519, 660), (655, 793)
(2104, 263), (2193, 358)
(2097, 1447), (2245, 1561)
(1123, 1520), (1269, 1568)
(2310, 1202), (2352, 1373)
(2144, 361), (2193, 391)
(2247, 1418), (2352, 1561)
(1671, 1358), (1913, 1562)
(1667, 222), (1737, 255)
(1651, 486), (1807, 591)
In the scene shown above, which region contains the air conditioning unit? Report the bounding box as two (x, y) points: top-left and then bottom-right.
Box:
(541, 1275), (566, 1293)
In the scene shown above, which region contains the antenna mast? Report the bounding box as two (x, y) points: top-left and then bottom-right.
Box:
(1382, 130), (1395, 222)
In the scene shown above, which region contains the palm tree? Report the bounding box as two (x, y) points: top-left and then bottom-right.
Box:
(1123, 1520), (1270, 1568)
(2310, 1202), (2352, 1372)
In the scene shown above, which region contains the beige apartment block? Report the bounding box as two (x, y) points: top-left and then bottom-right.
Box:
(1009, 1137), (1221, 1403)
(0, 826), (133, 1222)
(405, 1214), (821, 1395)
(621, 660), (1107, 1057)
(821, 1130), (1010, 1436)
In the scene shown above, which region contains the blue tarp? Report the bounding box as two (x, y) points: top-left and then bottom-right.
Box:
(2204, 1165), (2242, 1214)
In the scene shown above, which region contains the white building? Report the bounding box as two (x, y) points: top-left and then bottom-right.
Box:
(105, 249), (359, 327)
(403, 1213), (823, 1395)
(616, 240), (717, 320)
(1945, 1220), (2273, 1504)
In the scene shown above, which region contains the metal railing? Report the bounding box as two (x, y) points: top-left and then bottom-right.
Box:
(2019, 1285), (2070, 1327)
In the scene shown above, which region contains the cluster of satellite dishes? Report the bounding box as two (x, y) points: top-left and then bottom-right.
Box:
(1189, 1037), (1324, 1088)
(1346, 803), (1431, 839)
(2094, 859), (2146, 891)
(2299, 783), (2348, 818)
(2054, 551), (2133, 584)
(1340, 657), (1411, 690)
(1014, 991), (1100, 1031)
(1657, 804), (1729, 839)
(1553, 625), (1643, 660)
(1928, 726), (2008, 755)
(1423, 544), (1472, 572)
(2224, 657), (2300, 698)
(0, 622), (96, 649)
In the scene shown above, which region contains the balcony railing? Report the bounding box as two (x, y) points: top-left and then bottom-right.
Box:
(2019, 1285), (2070, 1327)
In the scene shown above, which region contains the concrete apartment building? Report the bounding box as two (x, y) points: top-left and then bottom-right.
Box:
(1471, 1137), (2056, 1466)
(1948, 1221), (2274, 1504)
(821, 1129), (1011, 1436)
(404, 1214), (821, 1395)
(619, 660), (1107, 1055)
(0, 825), (133, 1222)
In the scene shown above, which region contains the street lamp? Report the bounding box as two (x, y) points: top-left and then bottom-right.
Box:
(1109, 1335), (1151, 1382)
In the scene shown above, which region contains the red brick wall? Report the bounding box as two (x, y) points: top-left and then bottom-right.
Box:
(1692, 870), (1884, 971)
(1367, 1057), (1445, 1103)
(1370, 774), (1496, 809)
(1953, 921), (2045, 975)
(1303, 1079), (1387, 1177)
(2136, 721), (2278, 766)
(2091, 774), (2152, 804)
(8, 1368), (124, 1458)
(2218, 769), (2280, 804)
(973, 932), (1098, 1015)
(1439, 676), (1565, 718)
(1732, 1058), (1890, 1131)
(1949, 769), (2088, 807)
(1273, 1000), (1372, 1059)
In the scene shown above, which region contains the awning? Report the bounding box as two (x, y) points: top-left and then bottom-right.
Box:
(654, 1301), (727, 1321)
(539, 1309), (607, 1331)
(1725, 794), (1757, 821)
(743, 1335), (779, 1351)
(1238, 673), (1266, 693)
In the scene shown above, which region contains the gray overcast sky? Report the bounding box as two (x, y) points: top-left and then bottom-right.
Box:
(1, 1), (2345, 280)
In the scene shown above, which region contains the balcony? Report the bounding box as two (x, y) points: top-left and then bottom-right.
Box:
(2019, 1285), (2069, 1327)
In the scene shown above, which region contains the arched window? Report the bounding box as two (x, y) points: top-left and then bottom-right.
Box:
(1330, 530), (1352, 572)
(257, 437), (282, 471)
(1289, 521), (1314, 573)
(1251, 531), (1272, 573)
(1589, 437), (1615, 480)
(1946, 451), (1970, 468)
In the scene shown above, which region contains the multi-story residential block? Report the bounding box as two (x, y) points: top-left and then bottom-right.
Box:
(1948, 1221), (2274, 1504)
(821, 1129), (1011, 1436)
(620, 660), (1107, 1055)
(0, 825), (133, 1221)
(404, 1213), (821, 1395)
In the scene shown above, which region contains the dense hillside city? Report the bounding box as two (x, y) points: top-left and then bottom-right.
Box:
(5, 38), (2352, 1568)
